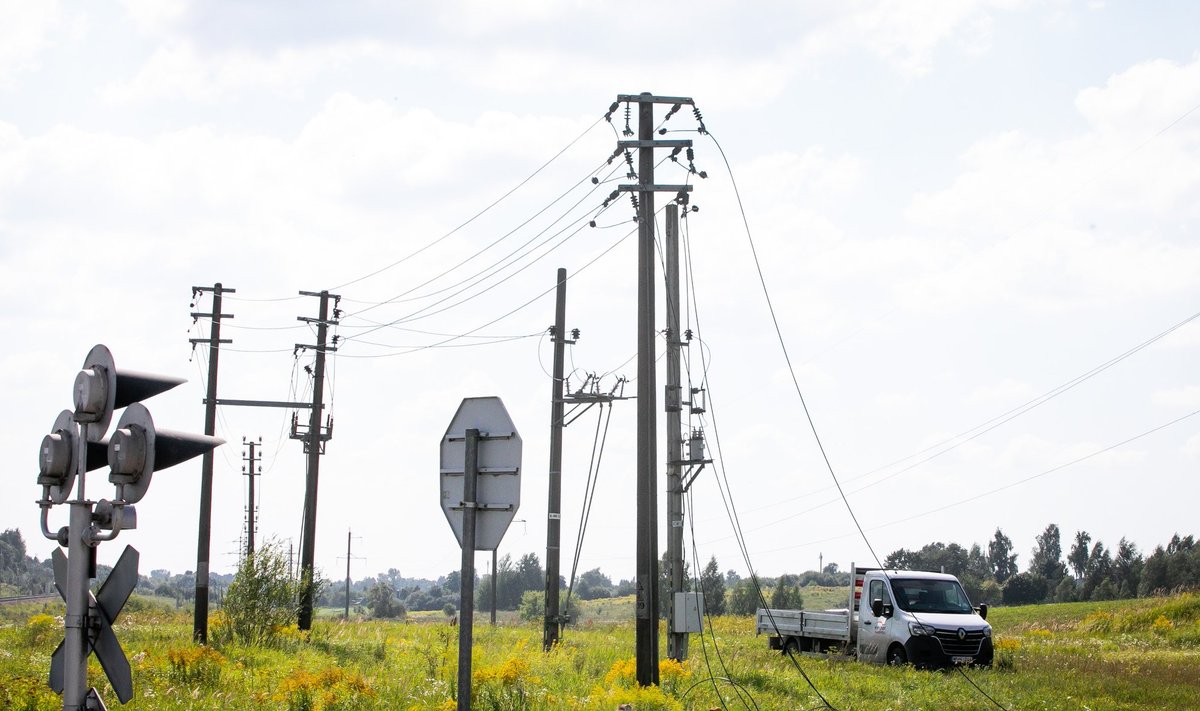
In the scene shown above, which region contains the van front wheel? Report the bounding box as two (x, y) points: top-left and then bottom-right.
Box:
(886, 645), (907, 666)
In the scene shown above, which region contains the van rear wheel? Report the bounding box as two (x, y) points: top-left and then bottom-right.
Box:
(887, 645), (908, 666)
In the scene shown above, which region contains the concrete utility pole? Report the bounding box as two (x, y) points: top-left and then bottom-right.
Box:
(544, 268), (568, 650)
(190, 282), (234, 643)
(345, 530), (352, 619)
(616, 92), (695, 687)
(664, 204), (689, 661)
(341, 529), (362, 620)
(242, 437), (261, 558)
(296, 289), (339, 630)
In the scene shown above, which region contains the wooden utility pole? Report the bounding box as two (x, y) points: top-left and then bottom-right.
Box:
(190, 282), (234, 643)
(544, 268), (568, 650)
(296, 289), (339, 630)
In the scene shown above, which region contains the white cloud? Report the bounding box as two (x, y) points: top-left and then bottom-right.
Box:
(119, 0), (189, 36)
(899, 56), (1200, 312)
(1184, 433), (1200, 459)
(798, 0), (1023, 77)
(969, 378), (1039, 407)
(1153, 385), (1200, 409)
(0, 0), (65, 86)
(102, 40), (434, 104)
(1076, 55), (1200, 138)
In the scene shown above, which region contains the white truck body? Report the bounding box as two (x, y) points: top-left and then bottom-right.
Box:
(755, 564), (993, 667)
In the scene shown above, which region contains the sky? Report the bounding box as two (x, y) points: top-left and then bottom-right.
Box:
(2, 1), (1199, 589)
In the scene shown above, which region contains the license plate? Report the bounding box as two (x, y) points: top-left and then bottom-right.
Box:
(951, 656), (974, 665)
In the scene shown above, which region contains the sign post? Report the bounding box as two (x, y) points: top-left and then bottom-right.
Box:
(440, 397), (522, 711)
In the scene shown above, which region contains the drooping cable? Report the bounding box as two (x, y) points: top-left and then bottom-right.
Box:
(343, 156), (616, 321)
(332, 222), (636, 359)
(707, 130), (881, 565)
(561, 402), (613, 639)
(330, 115), (607, 293)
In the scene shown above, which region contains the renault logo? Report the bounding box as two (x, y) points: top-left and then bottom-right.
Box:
(957, 628), (967, 640)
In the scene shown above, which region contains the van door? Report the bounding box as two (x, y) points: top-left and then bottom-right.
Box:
(856, 577), (891, 663)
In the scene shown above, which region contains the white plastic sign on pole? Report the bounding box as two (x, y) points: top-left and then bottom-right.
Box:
(439, 396), (522, 550)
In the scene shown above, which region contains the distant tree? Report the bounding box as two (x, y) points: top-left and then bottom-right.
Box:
(519, 590), (577, 624)
(988, 529), (1018, 583)
(381, 568), (403, 589)
(1053, 577), (1078, 603)
(1001, 572), (1047, 606)
(615, 578), (636, 596)
(1030, 524), (1067, 583)
(367, 581), (405, 619)
(576, 568), (614, 600)
(1139, 545), (1170, 595)
(822, 562), (840, 575)
(657, 551), (690, 619)
(966, 544), (991, 581)
(726, 579), (761, 615)
(884, 548), (914, 570)
(516, 553), (544, 595)
(1112, 538), (1142, 598)
(770, 575), (803, 610)
(1080, 541), (1112, 600)
(1138, 533), (1199, 595)
(885, 542), (969, 576)
(1092, 579), (1118, 601)
(725, 570), (742, 586)
(519, 590), (543, 621)
(699, 556), (726, 616)
(1068, 531), (1092, 580)
(972, 578), (1003, 605)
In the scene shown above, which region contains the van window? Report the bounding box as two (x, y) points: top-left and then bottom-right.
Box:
(889, 578), (973, 614)
(868, 579), (886, 612)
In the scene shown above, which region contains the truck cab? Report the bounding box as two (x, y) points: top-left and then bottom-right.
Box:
(857, 569), (993, 667)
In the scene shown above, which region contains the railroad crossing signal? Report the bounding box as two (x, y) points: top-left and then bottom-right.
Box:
(49, 546), (139, 704)
(35, 344), (223, 709)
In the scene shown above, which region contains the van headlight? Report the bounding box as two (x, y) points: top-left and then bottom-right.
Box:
(909, 622), (936, 636)
(983, 626), (992, 638)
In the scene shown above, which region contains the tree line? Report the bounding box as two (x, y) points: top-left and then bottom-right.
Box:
(882, 525), (1200, 606)
(5, 524), (1196, 614)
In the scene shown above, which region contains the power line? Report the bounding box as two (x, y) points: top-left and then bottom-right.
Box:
(707, 130), (883, 569)
(330, 115), (607, 293)
(333, 221), (638, 359)
(342, 156), (617, 321)
(342, 196), (618, 343)
(715, 307), (1200, 523)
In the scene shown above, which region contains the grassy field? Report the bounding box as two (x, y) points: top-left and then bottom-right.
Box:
(1, 591), (1197, 710)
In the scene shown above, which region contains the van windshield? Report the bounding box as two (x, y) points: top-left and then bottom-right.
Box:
(889, 578), (974, 614)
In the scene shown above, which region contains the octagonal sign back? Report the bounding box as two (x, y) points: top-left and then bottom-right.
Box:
(439, 396), (522, 551)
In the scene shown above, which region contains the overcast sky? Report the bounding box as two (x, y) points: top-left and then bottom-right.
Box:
(3, 1), (1198, 588)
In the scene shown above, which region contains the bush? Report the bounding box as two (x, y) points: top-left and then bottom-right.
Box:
(1002, 572), (1048, 605)
(219, 539), (304, 645)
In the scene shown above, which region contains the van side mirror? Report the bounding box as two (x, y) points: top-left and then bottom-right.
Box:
(977, 603), (988, 620)
(871, 598), (884, 617)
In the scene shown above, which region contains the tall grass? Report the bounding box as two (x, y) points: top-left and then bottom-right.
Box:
(1, 593), (1196, 709)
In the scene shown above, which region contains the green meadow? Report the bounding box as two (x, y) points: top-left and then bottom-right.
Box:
(2, 592), (1197, 710)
